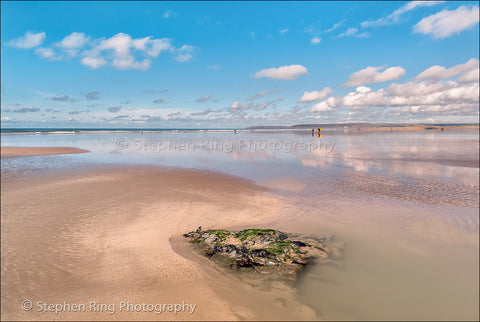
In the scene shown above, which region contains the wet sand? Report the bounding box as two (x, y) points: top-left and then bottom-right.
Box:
(1, 132), (478, 320)
(1, 147), (89, 158)
(1, 165), (316, 321)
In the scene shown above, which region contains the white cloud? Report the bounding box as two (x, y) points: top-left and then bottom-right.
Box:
(387, 81), (448, 97)
(56, 32), (90, 56)
(415, 58), (479, 81)
(252, 65), (308, 80)
(94, 33), (153, 70)
(298, 87), (333, 103)
(342, 65), (406, 87)
(325, 19), (346, 33)
(310, 36), (322, 44)
(310, 96), (342, 112)
(98, 33), (134, 57)
(279, 28), (289, 34)
(9, 31), (191, 71)
(343, 86), (389, 106)
(230, 97), (284, 111)
(173, 45), (194, 62)
(413, 5), (479, 39)
(147, 38), (172, 57)
(81, 33), (185, 69)
(338, 27), (370, 38)
(35, 47), (62, 61)
(80, 56), (107, 69)
(458, 68), (480, 83)
(113, 57), (151, 71)
(362, 1), (444, 28)
(8, 31), (46, 49)
(388, 82), (479, 106)
(230, 101), (253, 110)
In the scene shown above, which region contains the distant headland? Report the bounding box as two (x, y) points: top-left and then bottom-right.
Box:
(245, 123), (479, 131)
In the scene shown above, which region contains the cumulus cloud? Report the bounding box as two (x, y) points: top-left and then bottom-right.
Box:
(252, 65), (308, 80)
(388, 82), (479, 106)
(342, 65), (406, 87)
(415, 58), (479, 82)
(458, 68), (480, 83)
(85, 90), (99, 100)
(9, 31), (192, 71)
(173, 45), (194, 62)
(96, 33), (153, 71)
(310, 36), (322, 44)
(387, 81), (447, 96)
(80, 56), (107, 69)
(309, 60), (478, 122)
(310, 97), (342, 112)
(153, 99), (165, 104)
(362, 1), (444, 28)
(298, 87), (333, 103)
(56, 32), (90, 56)
(8, 31), (46, 49)
(108, 106), (122, 113)
(413, 5), (479, 39)
(34, 47), (62, 61)
(146, 38), (172, 57)
(343, 86), (389, 106)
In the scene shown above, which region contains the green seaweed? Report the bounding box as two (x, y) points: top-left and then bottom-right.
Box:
(235, 228), (276, 241)
(264, 240), (293, 256)
(206, 229), (230, 241)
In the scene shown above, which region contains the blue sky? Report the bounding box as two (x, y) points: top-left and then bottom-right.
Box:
(1, 1), (479, 128)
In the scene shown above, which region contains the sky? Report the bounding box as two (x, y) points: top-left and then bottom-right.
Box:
(1, 1), (479, 128)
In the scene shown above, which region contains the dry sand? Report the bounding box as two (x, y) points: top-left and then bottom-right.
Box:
(1, 165), (317, 321)
(1, 147), (89, 158)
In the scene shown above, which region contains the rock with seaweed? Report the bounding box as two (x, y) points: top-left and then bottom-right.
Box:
(183, 227), (343, 283)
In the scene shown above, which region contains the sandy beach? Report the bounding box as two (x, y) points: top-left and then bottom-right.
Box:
(1, 147), (89, 158)
(1, 164), (317, 321)
(1, 129), (478, 321)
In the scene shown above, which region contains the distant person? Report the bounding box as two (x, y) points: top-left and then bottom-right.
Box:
(312, 129), (315, 136)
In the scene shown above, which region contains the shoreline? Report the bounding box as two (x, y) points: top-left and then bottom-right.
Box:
(1, 147), (89, 158)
